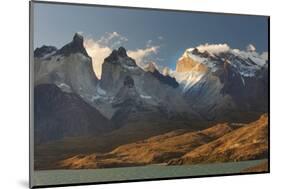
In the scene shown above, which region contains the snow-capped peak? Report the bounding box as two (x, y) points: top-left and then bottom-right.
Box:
(178, 43), (268, 74)
(246, 44), (256, 52)
(173, 43), (268, 92)
(179, 44), (230, 61)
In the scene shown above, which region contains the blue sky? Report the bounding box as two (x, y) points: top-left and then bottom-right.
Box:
(33, 2), (268, 71)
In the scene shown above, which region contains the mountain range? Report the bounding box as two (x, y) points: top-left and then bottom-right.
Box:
(33, 33), (268, 170)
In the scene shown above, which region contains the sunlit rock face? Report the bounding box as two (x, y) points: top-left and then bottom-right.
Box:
(176, 50), (208, 73)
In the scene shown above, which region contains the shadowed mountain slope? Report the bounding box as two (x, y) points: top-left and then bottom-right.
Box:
(34, 84), (112, 144)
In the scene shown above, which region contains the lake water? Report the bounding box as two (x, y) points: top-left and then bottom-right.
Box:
(32, 159), (267, 187)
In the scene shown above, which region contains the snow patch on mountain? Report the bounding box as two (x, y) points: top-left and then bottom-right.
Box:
(41, 51), (56, 59)
(55, 81), (72, 93)
(140, 94), (152, 99)
(231, 49), (267, 67)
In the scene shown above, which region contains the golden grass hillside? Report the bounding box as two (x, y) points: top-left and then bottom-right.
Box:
(168, 114), (268, 165)
(59, 123), (233, 169)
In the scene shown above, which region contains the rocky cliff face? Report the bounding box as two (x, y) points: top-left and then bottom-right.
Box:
(110, 75), (157, 128)
(100, 47), (141, 95)
(176, 50), (208, 73)
(34, 33), (98, 107)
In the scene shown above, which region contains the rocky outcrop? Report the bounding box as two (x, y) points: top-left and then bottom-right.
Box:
(176, 51), (208, 73)
(112, 76), (142, 108)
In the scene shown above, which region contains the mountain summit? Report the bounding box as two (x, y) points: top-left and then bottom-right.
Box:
(57, 33), (90, 57)
(104, 46), (137, 67)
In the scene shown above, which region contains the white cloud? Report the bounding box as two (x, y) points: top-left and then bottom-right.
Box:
(84, 38), (112, 79)
(84, 32), (160, 79)
(128, 46), (159, 68)
(97, 32), (128, 48)
(196, 43), (230, 54)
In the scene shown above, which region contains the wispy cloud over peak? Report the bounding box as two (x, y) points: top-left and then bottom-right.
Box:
(196, 43), (230, 54)
(97, 32), (128, 48)
(128, 46), (159, 68)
